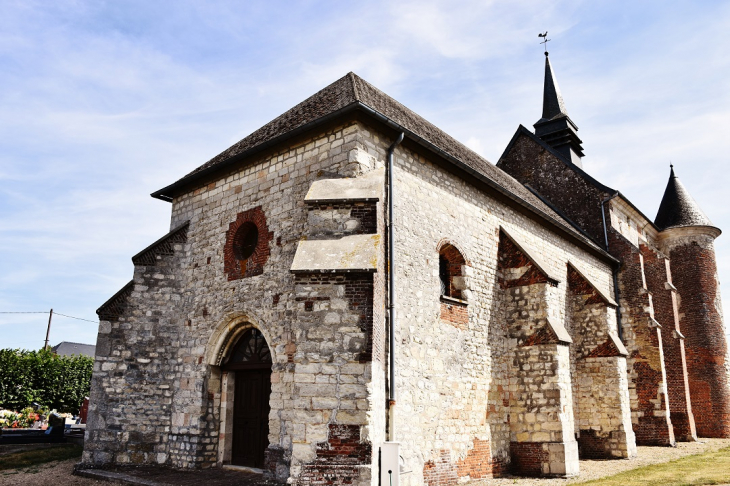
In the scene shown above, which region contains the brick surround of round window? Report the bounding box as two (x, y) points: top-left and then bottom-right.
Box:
(223, 206), (273, 280)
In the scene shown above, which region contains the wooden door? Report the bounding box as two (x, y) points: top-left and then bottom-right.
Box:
(232, 369), (271, 467)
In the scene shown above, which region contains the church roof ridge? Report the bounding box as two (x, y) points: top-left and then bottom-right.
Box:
(152, 72), (614, 263)
(654, 165), (715, 231)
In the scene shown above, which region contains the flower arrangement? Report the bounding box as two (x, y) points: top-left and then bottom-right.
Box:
(0, 407), (40, 428)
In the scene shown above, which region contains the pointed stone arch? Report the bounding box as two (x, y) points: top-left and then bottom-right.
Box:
(205, 311), (278, 368)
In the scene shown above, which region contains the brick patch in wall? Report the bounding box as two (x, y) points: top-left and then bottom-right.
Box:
(223, 206), (274, 281)
(567, 264), (611, 305)
(423, 450), (458, 486)
(457, 438), (499, 479)
(509, 442), (549, 477)
(519, 324), (559, 347)
(497, 233), (552, 288)
(577, 429), (613, 459)
(422, 440), (502, 485)
(297, 424), (371, 486)
(440, 298), (468, 329)
(582, 337), (625, 358)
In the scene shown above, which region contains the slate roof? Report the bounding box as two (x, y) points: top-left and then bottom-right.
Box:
(539, 53), (569, 123)
(152, 72), (614, 262)
(51, 341), (96, 358)
(654, 166), (715, 230)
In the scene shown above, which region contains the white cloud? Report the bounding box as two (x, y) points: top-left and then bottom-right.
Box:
(2, 0), (730, 348)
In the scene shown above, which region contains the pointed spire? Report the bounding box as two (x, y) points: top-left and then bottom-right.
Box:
(655, 165), (714, 230)
(534, 52), (585, 168)
(541, 53), (569, 121)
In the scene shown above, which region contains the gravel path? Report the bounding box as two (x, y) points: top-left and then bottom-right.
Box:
(1, 439), (729, 486)
(470, 438), (730, 485)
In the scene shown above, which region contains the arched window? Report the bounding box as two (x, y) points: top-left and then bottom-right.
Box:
(439, 243), (467, 300)
(222, 328), (272, 370)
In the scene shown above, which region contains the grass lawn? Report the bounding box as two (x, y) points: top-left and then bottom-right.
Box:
(577, 445), (730, 486)
(0, 444), (83, 472)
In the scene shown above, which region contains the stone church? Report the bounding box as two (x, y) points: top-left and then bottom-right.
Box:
(83, 52), (730, 486)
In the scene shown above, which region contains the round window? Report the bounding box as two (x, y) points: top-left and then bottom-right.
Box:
(233, 222), (259, 261)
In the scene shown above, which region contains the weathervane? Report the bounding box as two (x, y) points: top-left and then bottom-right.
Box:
(538, 31), (550, 55)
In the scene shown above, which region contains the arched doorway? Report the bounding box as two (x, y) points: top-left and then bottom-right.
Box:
(222, 328), (272, 468)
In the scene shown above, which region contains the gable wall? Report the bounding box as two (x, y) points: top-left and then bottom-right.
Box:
(86, 120), (390, 484)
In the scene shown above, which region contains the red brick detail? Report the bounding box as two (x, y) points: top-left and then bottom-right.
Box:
(582, 338), (624, 358)
(423, 450), (458, 486)
(640, 244), (696, 441)
(519, 325), (558, 347)
(298, 425), (371, 486)
(456, 438), (496, 479)
(497, 233), (550, 288)
(294, 274), (376, 363)
(509, 442), (549, 477)
(567, 265), (610, 305)
(670, 241), (730, 438)
(423, 440), (504, 485)
(223, 206), (274, 281)
(577, 429), (613, 459)
(351, 203), (377, 234)
(608, 229), (674, 446)
(440, 299), (468, 329)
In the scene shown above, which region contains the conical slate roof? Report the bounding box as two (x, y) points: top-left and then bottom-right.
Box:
(539, 53), (569, 123)
(654, 166), (714, 230)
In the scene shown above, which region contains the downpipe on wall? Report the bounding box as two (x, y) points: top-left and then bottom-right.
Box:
(382, 132), (404, 486)
(387, 132), (404, 438)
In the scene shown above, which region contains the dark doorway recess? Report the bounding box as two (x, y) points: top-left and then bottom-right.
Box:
(223, 328), (272, 468)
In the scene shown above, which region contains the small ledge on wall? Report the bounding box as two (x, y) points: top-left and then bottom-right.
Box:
(290, 234), (380, 273)
(440, 295), (468, 329)
(304, 168), (384, 204)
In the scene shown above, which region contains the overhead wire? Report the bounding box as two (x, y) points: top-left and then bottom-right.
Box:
(0, 311), (98, 323)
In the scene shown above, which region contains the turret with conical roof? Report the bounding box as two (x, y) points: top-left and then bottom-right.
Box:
(655, 165), (730, 438)
(655, 165), (716, 231)
(534, 52), (585, 167)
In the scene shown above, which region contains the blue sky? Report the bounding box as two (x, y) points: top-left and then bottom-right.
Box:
(1, 0), (729, 349)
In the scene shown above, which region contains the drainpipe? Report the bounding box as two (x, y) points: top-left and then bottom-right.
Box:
(601, 193), (623, 341)
(387, 132), (404, 442)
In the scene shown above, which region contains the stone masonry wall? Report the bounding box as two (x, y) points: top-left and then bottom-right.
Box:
(85, 225), (190, 466)
(86, 120), (388, 485)
(379, 127), (622, 485)
(566, 267), (635, 459)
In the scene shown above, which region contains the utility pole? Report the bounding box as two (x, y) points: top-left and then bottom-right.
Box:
(44, 308), (53, 351)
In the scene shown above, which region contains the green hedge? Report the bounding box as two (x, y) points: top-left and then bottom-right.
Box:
(0, 349), (93, 414)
